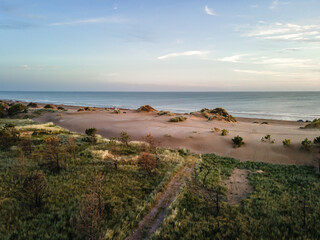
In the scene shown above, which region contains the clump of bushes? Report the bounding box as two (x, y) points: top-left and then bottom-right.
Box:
(232, 135), (244, 148)
(57, 106), (65, 110)
(113, 109), (121, 114)
(85, 128), (98, 143)
(158, 111), (174, 116)
(169, 116), (187, 122)
(0, 123), (20, 149)
(221, 129), (229, 136)
(137, 105), (157, 112)
(77, 108), (85, 112)
(261, 122), (269, 125)
(304, 118), (320, 129)
(44, 104), (56, 109)
(0, 101), (9, 118)
(314, 136), (320, 146)
(200, 107), (236, 122)
(301, 138), (312, 151)
(261, 134), (275, 144)
(138, 152), (157, 175)
(27, 102), (38, 108)
(7, 103), (28, 116)
(282, 139), (291, 146)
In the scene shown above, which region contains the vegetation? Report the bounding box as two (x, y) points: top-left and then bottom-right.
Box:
(85, 128), (98, 143)
(169, 116), (187, 122)
(232, 135), (244, 148)
(282, 138), (291, 146)
(301, 138), (312, 151)
(27, 102), (38, 108)
(0, 118), (186, 240)
(158, 110), (174, 116)
(305, 118), (320, 129)
(313, 136), (320, 146)
(8, 103), (28, 116)
(221, 129), (229, 136)
(137, 105), (157, 112)
(261, 134), (275, 144)
(152, 154), (320, 240)
(261, 121), (269, 124)
(201, 107), (236, 122)
(44, 104), (56, 109)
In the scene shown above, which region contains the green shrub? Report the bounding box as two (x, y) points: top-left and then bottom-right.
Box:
(305, 119), (320, 129)
(44, 104), (56, 109)
(261, 121), (269, 125)
(158, 111), (174, 116)
(57, 106), (65, 110)
(221, 129), (229, 136)
(301, 138), (312, 151)
(85, 128), (97, 143)
(314, 136), (320, 145)
(232, 135), (244, 148)
(119, 131), (130, 146)
(282, 139), (291, 146)
(27, 102), (38, 108)
(7, 103), (28, 116)
(169, 116), (187, 122)
(0, 123), (20, 149)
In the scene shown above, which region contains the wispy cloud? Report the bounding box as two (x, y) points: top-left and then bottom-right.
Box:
(218, 54), (247, 63)
(157, 51), (209, 60)
(245, 22), (320, 42)
(269, 0), (290, 10)
(50, 16), (126, 26)
(234, 69), (282, 75)
(0, 22), (35, 29)
(204, 6), (216, 16)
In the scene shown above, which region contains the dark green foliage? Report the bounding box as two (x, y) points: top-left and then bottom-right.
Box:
(153, 154), (320, 240)
(85, 128), (97, 143)
(169, 116), (187, 122)
(119, 131), (130, 146)
(221, 129), (229, 136)
(232, 135), (244, 147)
(27, 102), (38, 108)
(0, 123), (20, 150)
(314, 136), (320, 145)
(305, 119), (320, 129)
(301, 138), (312, 151)
(44, 104), (56, 109)
(282, 138), (291, 146)
(7, 103), (28, 116)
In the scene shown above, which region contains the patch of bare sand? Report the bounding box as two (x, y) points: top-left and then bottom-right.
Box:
(33, 108), (320, 166)
(224, 168), (252, 205)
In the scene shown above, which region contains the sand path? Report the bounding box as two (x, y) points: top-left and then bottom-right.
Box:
(125, 160), (194, 240)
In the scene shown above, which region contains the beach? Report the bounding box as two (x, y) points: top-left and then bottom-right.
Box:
(31, 103), (320, 167)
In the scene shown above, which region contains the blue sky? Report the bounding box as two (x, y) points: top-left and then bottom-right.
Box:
(0, 0), (320, 91)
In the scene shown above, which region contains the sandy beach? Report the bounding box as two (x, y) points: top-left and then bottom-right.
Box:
(31, 103), (320, 167)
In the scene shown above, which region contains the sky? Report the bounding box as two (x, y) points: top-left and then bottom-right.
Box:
(0, 0), (320, 91)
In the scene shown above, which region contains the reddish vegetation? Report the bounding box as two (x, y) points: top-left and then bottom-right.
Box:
(137, 105), (158, 112)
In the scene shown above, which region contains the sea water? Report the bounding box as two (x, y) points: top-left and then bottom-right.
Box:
(0, 91), (319, 121)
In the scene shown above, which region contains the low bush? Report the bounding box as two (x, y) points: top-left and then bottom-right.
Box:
(77, 108), (85, 112)
(44, 104), (56, 109)
(57, 106), (65, 110)
(261, 134), (275, 143)
(7, 103), (28, 116)
(261, 121), (269, 125)
(305, 119), (320, 129)
(221, 129), (229, 136)
(232, 135), (244, 148)
(314, 136), (320, 145)
(27, 102), (38, 108)
(158, 111), (174, 116)
(301, 138), (312, 151)
(282, 139), (291, 146)
(169, 116), (187, 122)
(0, 123), (20, 149)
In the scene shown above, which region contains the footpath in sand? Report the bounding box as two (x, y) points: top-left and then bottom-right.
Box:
(126, 159), (195, 240)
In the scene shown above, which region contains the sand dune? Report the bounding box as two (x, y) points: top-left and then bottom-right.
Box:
(34, 107), (320, 167)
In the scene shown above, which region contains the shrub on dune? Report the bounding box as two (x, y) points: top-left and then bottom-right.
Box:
(27, 102), (38, 108)
(221, 129), (229, 136)
(8, 103), (28, 116)
(158, 110), (174, 116)
(282, 139), (291, 146)
(305, 119), (320, 129)
(232, 135), (244, 148)
(137, 105), (158, 112)
(200, 107), (236, 122)
(169, 116), (187, 122)
(301, 138), (312, 151)
(44, 104), (56, 109)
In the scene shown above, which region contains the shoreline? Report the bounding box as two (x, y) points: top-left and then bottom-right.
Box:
(1, 98), (314, 124)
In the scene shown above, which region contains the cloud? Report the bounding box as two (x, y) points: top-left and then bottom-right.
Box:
(245, 22), (320, 42)
(269, 0), (289, 10)
(234, 69), (282, 75)
(204, 6), (216, 16)
(50, 16), (126, 26)
(218, 54), (246, 63)
(157, 51), (209, 60)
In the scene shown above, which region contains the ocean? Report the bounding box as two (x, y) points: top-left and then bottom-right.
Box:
(0, 91), (319, 121)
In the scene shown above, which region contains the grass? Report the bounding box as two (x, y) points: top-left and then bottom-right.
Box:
(0, 118), (186, 240)
(152, 154), (320, 240)
(169, 116), (187, 122)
